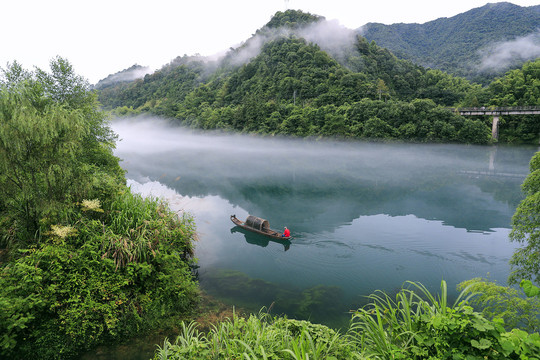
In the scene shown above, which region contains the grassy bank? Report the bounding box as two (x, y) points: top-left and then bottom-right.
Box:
(153, 280), (540, 359)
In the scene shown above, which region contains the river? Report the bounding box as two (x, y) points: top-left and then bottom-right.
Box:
(84, 117), (538, 358)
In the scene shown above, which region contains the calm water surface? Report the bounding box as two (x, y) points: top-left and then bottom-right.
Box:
(86, 118), (537, 357)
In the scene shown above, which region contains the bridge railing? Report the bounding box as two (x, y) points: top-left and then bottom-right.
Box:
(452, 106), (540, 112)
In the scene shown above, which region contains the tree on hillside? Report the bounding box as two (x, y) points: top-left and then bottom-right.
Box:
(94, 9), (540, 144)
(263, 9), (323, 29)
(376, 78), (389, 101)
(488, 59), (540, 107)
(0, 57), (122, 248)
(509, 152), (540, 285)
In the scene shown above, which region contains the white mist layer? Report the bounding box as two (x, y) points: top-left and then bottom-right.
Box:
(220, 18), (357, 67)
(111, 116), (520, 186)
(479, 30), (540, 71)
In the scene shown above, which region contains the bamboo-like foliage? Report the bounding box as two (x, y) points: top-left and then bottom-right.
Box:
(281, 329), (336, 360)
(348, 290), (417, 357)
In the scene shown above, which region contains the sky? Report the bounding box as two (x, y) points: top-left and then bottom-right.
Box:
(2, 0), (539, 84)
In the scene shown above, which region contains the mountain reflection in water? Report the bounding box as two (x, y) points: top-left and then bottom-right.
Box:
(112, 117), (538, 327)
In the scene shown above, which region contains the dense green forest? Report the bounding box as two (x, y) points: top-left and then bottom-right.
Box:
(0, 59), (199, 359)
(360, 2), (540, 84)
(98, 9), (540, 145)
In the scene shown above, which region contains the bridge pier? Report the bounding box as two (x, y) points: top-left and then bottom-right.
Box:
(492, 115), (499, 140)
(456, 106), (540, 142)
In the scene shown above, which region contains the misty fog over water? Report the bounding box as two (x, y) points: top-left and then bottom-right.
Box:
(112, 117), (538, 327)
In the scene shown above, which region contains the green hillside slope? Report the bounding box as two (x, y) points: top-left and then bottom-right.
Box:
(360, 2), (540, 84)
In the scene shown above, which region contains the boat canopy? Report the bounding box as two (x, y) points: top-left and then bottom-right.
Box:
(245, 215), (270, 231)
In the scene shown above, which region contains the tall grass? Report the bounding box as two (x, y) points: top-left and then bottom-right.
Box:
(153, 308), (360, 359)
(348, 286), (419, 357)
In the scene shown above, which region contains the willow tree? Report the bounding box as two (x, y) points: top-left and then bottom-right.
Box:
(0, 58), (122, 247)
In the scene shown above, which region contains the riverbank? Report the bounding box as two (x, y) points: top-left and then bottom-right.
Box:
(79, 291), (248, 359)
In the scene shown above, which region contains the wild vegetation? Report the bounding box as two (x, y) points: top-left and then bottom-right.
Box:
(154, 280), (540, 359)
(97, 10), (540, 145)
(0, 59), (199, 359)
(458, 277), (540, 333)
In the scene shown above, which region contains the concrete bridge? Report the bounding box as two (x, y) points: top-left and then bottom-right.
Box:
(453, 106), (540, 140)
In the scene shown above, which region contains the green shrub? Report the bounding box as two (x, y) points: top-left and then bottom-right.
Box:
(0, 192), (199, 359)
(348, 280), (540, 359)
(458, 277), (540, 333)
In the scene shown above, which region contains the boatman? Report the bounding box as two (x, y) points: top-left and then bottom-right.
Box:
(283, 226), (290, 237)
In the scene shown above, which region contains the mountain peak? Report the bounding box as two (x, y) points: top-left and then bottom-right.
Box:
(264, 9), (324, 30)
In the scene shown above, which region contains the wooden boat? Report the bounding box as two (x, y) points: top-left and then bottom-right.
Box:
(230, 215), (292, 240)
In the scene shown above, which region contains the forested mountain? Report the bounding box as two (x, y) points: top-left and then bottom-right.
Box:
(360, 2), (540, 84)
(97, 57), (209, 111)
(97, 9), (539, 144)
(94, 64), (152, 89)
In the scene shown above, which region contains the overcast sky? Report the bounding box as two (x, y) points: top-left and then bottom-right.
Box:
(2, 0), (539, 84)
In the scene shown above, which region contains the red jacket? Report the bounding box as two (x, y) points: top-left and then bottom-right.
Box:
(283, 228), (290, 237)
